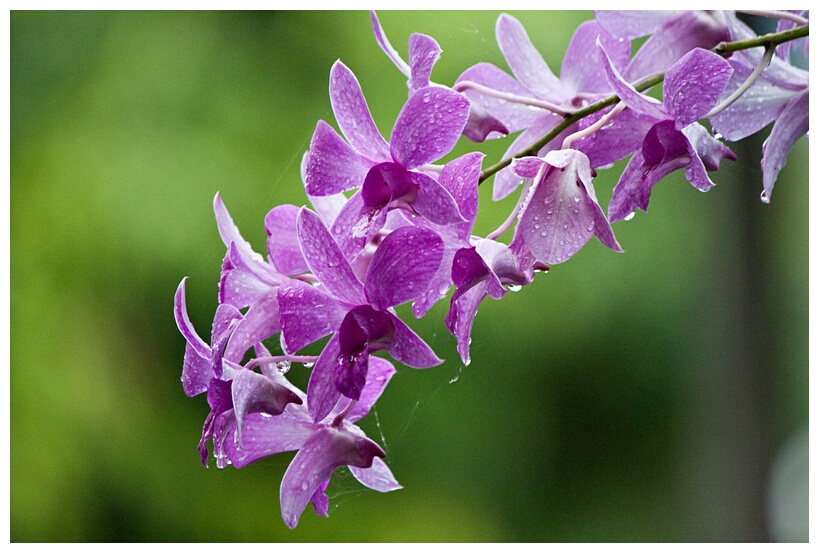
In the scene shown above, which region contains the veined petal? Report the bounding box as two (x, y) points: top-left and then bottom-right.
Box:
(411, 246), (456, 318)
(594, 10), (680, 39)
(174, 278), (210, 359)
(439, 152), (483, 240)
(278, 280), (347, 354)
(386, 312), (443, 368)
(496, 13), (567, 100)
(365, 226), (445, 310)
(574, 107), (654, 168)
(408, 33), (441, 94)
(265, 204), (308, 276)
(297, 208), (366, 306)
(370, 10), (411, 78)
(280, 427), (385, 529)
(390, 86), (470, 169)
(510, 156), (545, 179)
(329, 61), (391, 162)
(329, 190), (369, 261)
(308, 192), (348, 227)
(182, 342), (211, 397)
(349, 457), (402, 492)
(562, 20), (630, 95)
(305, 120), (374, 196)
(664, 48), (732, 128)
(210, 303), (243, 379)
(219, 242), (283, 309)
(761, 89), (808, 203)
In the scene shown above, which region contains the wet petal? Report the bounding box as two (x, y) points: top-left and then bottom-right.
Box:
(664, 48), (732, 128)
(345, 356), (396, 423)
(304, 120), (374, 196)
(213, 192), (266, 267)
(407, 33), (441, 94)
(329, 61), (391, 162)
(456, 62), (541, 134)
(307, 334), (344, 423)
(174, 278), (209, 359)
(594, 10), (679, 39)
(278, 280), (347, 354)
(411, 171), (466, 226)
(760, 89), (809, 203)
(349, 457), (402, 492)
(387, 312), (443, 368)
(598, 38), (667, 121)
(232, 369), (303, 447)
(370, 10), (411, 78)
(496, 13), (566, 99)
(222, 411), (315, 469)
(297, 208), (366, 306)
(265, 204), (308, 276)
(365, 226), (444, 310)
(223, 290), (281, 362)
(390, 86), (470, 169)
(445, 282), (486, 365)
(562, 20), (630, 95)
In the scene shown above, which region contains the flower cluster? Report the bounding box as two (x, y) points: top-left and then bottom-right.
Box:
(174, 10), (808, 528)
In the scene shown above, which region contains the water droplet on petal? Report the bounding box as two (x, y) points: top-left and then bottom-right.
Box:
(624, 211), (636, 221)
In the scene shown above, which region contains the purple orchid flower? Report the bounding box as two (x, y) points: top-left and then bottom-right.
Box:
(174, 279), (301, 465)
(454, 14), (637, 200)
(369, 10), (508, 142)
(303, 60), (470, 250)
(211, 353), (401, 529)
(598, 42), (737, 222)
(513, 150), (622, 264)
(445, 237), (539, 364)
(708, 14), (809, 203)
(278, 208), (444, 422)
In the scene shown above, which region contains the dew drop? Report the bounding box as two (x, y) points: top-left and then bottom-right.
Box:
(276, 360), (291, 375)
(624, 211), (636, 221)
(760, 189), (770, 204)
(586, 221), (595, 232)
(507, 284), (522, 292)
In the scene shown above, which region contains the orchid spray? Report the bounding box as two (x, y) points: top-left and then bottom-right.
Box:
(174, 10), (809, 529)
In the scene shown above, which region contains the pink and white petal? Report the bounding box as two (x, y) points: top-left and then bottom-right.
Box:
(297, 208), (366, 306)
(761, 89), (809, 203)
(456, 62), (542, 134)
(265, 204), (308, 276)
(562, 21), (631, 95)
(664, 48), (732, 128)
(370, 10), (411, 78)
(304, 120), (374, 196)
(496, 14), (566, 99)
(365, 226), (444, 310)
(387, 313), (443, 369)
(510, 156), (545, 179)
(307, 334), (344, 423)
(390, 87), (470, 169)
(329, 61), (391, 162)
(278, 280), (347, 354)
(174, 278), (210, 359)
(411, 171), (467, 226)
(223, 290), (281, 362)
(309, 192), (348, 227)
(439, 152), (483, 236)
(349, 457), (403, 492)
(408, 33), (441, 94)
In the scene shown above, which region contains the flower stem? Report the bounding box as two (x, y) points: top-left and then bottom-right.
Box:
(453, 80), (569, 116)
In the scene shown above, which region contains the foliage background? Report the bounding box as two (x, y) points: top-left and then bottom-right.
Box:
(10, 10), (809, 542)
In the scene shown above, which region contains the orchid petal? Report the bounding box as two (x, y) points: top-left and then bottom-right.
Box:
(232, 369), (303, 447)
(390, 86), (470, 169)
(562, 20), (630, 95)
(408, 33), (441, 94)
(411, 171), (467, 226)
(222, 411), (315, 469)
(329, 61), (391, 162)
(223, 290), (281, 362)
(594, 10), (680, 39)
(456, 62), (541, 134)
(265, 204), (308, 276)
(598, 38), (667, 121)
(346, 356), (396, 423)
(305, 120), (374, 196)
(664, 48), (732, 128)
(297, 208), (366, 306)
(496, 13), (566, 100)
(386, 312), (443, 368)
(349, 457), (402, 492)
(761, 89), (809, 203)
(370, 10), (411, 78)
(365, 226), (444, 310)
(307, 333), (344, 423)
(174, 278), (209, 359)
(445, 282), (485, 366)
(278, 280), (347, 354)
(219, 241), (283, 309)
(213, 192), (266, 266)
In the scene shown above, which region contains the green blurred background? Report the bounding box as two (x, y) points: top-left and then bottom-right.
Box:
(10, 11), (809, 542)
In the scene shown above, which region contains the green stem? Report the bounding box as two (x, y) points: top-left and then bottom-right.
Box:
(478, 23), (809, 184)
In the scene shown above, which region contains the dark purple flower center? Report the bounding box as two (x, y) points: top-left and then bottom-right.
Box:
(361, 162), (418, 208)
